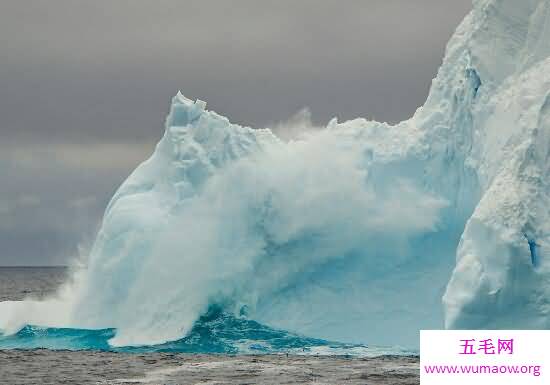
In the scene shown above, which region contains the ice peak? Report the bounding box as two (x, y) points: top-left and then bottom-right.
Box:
(166, 92), (208, 128)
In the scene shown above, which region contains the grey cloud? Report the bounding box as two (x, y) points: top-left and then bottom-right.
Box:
(0, 0), (471, 265)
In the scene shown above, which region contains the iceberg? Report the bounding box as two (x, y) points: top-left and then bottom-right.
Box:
(1, 0), (548, 349)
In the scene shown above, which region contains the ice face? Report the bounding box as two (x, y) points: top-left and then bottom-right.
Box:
(0, 0), (548, 348)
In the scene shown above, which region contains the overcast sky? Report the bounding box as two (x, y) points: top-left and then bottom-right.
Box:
(0, 0), (471, 266)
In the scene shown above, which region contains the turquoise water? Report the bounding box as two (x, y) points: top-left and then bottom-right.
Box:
(0, 268), (417, 356)
(0, 308), (377, 354)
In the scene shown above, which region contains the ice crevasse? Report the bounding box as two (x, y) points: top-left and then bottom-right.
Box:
(1, 0), (549, 348)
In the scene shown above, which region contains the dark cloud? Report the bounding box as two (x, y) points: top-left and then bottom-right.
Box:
(0, 0), (471, 265)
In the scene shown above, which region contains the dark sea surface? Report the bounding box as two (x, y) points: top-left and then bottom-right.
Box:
(0, 266), (68, 301)
(0, 267), (419, 384)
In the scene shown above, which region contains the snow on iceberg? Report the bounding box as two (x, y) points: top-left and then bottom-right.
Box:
(0, 0), (548, 348)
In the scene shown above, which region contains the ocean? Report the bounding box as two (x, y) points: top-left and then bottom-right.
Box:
(0, 267), (419, 384)
(0, 267), (68, 302)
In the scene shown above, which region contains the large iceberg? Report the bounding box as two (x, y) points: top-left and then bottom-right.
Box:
(1, 0), (549, 348)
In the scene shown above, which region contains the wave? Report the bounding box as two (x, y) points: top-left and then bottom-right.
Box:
(0, 308), (415, 356)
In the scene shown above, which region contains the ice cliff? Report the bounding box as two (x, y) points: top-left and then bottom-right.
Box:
(1, 0), (549, 348)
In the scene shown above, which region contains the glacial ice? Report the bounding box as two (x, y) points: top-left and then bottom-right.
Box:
(0, 0), (549, 348)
